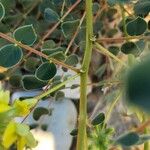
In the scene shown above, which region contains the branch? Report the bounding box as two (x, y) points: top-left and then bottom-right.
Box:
(0, 32), (80, 73)
(22, 73), (80, 123)
(41, 0), (81, 42)
(94, 42), (127, 67)
(65, 12), (86, 55)
(77, 0), (93, 149)
(96, 36), (150, 43)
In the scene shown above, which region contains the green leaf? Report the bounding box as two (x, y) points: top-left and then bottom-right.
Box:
(42, 40), (56, 49)
(13, 25), (37, 46)
(93, 3), (99, 15)
(0, 0), (16, 11)
(0, 44), (23, 68)
(42, 47), (65, 62)
(91, 113), (105, 126)
(50, 51), (66, 61)
(16, 123), (30, 137)
(121, 42), (139, 56)
(65, 54), (79, 67)
(24, 57), (40, 73)
(108, 46), (120, 55)
(33, 107), (49, 121)
(71, 84), (79, 89)
(61, 20), (80, 39)
(44, 8), (60, 22)
(125, 57), (150, 114)
(54, 91), (65, 101)
(35, 62), (57, 81)
(39, 0), (56, 13)
(0, 3), (5, 21)
(134, 0), (150, 16)
(116, 132), (139, 147)
(95, 64), (107, 79)
(22, 75), (47, 90)
(126, 17), (147, 36)
(9, 74), (22, 88)
(70, 128), (78, 136)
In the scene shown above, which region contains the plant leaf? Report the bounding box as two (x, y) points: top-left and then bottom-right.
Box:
(91, 113), (105, 126)
(13, 25), (37, 46)
(134, 0), (150, 16)
(116, 132), (139, 147)
(33, 107), (49, 121)
(44, 8), (60, 22)
(126, 17), (147, 36)
(0, 44), (23, 68)
(61, 20), (80, 39)
(35, 62), (57, 81)
(21, 75), (47, 90)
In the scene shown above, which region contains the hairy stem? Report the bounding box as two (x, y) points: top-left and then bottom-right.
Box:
(77, 0), (93, 150)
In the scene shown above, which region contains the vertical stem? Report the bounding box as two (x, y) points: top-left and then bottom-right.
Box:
(77, 0), (93, 150)
(143, 115), (150, 150)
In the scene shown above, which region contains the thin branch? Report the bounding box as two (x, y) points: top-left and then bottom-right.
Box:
(94, 42), (127, 67)
(93, 2), (107, 23)
(96, 36), (150, 43)
(65, 12), (86, 55)
(41, 0), (81, 42)
(22, 73), (80, 123)
(0, 32), (80, 73)
(13, 0), (41, 29)
(26, 0), (81, 58)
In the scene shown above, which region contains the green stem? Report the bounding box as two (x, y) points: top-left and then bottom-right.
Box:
(22, 74), (80, 123)
(36, 74), (79, 100)
(143, 115), (150, 150)
(103, 91), (122, 130)
(76, 0), (93, 150)
(95, 42), (127, 67)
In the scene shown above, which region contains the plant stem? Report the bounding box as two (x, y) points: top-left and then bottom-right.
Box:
(77, 0), (93, 149)
(22, 73), (80, 123)
(65, 12), (86, 55)
(94, 42), (127, 67)
(96, 36), (150, 43)
(103, 91), (122, 130)
(143, 115), (150, 150)
(41, 0), (81, 42)
(0, 32), (80, 73)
